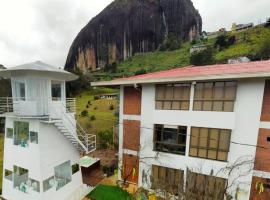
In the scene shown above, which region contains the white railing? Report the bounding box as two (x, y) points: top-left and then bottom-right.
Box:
(51, 101), (96, 153)
(0, 97), (76, 116)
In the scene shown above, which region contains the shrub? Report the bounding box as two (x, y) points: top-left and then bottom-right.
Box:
(159, 33), (181, 51)
(86, 105), (89, 108)
(81, 110), (89, 117)
(90, 115), (96, 121)
(257, 37), (270, 60)
(134, 69), (147, 75)
(94, 96), (100, 100)
(94, 106), (98, 110)
(98, 130), (114, 149)
(190, 48), (215, 66)
(265, 18), (270, 28)
(109, 105), (114, 110)
(214, 34), (236, 50)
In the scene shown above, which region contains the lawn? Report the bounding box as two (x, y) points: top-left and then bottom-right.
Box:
(76, 88), (118, 135)
(88, 185), (132, 200)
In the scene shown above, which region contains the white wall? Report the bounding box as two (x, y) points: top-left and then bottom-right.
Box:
(2, 117), (84, 200)
(119, 78), (265, 200)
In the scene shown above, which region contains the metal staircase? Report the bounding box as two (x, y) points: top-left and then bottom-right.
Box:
(49, 101), (96, 154)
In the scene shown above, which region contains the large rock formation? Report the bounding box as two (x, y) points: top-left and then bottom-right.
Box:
(65, 0), (202, 72)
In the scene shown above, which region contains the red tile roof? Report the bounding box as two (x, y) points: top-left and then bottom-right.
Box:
(92, 60), (270, 86)
(119, 60), (270, 81)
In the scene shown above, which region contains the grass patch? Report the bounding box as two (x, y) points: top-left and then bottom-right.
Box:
(88, 185), (132, 200)
(76, 88), (118, 134)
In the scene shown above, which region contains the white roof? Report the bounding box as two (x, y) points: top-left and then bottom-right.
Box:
(0, 61), (78, 81)
(79, 156), (100, 168)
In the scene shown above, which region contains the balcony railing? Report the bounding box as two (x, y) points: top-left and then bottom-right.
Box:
(0, 97), (76, 116)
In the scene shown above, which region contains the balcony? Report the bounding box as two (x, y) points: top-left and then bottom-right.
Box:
(0, 97), (76, 117)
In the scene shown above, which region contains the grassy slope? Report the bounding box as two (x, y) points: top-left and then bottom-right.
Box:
(88, 185), (132, 200)
(76, 88), (118, 134)
(92, 26), (270, 79)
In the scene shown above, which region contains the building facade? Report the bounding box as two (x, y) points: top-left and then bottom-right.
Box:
(0, 61), (96, 200)
(92, 60), (270, 200)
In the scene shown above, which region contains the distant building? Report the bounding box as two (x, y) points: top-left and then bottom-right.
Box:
(190, 44), (209, 54)
(98, 93), (118, 100)
(228, 57), (250, 64)
(231, 23), (254, 32)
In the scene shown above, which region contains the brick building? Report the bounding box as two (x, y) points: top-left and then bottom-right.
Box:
(92, 60), (270, 200)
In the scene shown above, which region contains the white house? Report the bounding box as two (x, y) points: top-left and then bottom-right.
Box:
(0, 61), (96, 200)
(92, 60), (270, 200)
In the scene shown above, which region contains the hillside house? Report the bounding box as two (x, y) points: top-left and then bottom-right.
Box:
(231, 23), (254, 32)
(190, 44), (209, 54)
(92, 60), (270, 200)
(0, 61), (97, 200)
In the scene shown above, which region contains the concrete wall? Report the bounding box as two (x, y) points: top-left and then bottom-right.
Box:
(2, 117), (84, 200)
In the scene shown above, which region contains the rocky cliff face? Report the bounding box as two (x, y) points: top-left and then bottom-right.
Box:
(65, 0), (202, 72)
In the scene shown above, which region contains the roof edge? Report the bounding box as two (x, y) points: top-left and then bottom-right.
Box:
(91, 71), (270, 86)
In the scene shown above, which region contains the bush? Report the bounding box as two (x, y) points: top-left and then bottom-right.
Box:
(159, 33), (181, 51)
(86, 105), (89, 108)
(109, 105), (114, 110)
(81, 110), (89, 117)
(190, 48), (215, 66)
(94, 96), (100, 100)
(134, 69), (147, 75)
(90, 115), (96, 121)
(265, 18), (270, 28)
(94, 106), (98, 110)
(214, 35), (236, 50)
(98, 130), (114, 149)
(258, 37), (270, 60)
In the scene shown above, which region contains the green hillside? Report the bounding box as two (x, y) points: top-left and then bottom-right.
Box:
(92, 25), (270, 81)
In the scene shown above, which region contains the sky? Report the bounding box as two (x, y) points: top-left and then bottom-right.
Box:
(0, 0), (269, 68)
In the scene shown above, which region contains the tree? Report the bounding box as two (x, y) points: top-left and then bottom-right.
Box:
(265, 18), (270, 28)
(258, 37), (270, 60)
(159, 33), (181, 51)
(190, 48), (215, 66)
(214, 35), (236, 50)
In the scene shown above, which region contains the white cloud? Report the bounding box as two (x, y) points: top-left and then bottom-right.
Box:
(0, 0), (269, 68)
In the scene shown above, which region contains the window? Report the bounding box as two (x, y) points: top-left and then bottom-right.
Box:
(189, 127), (231, 161)
(193, 81), (237, 112)
(155, 84), (191, 110)
(6, 128), (13, 139)
(30, 131), (38, 144)
(54, 161), (72, 190)
(28, 178), (40, 192)
(43, 176), (55, 192)
(14, 121), (29, 147)
(186, 171), (227, 199)
(5, 169), (13, 181)
(13, 166), (29, 193)
(154, 124), (187, 155)
(151, 165), (184, 195)
(51, 81), (62, 101)
(14, 81), (26, 101)
(72, 164), (80, 175)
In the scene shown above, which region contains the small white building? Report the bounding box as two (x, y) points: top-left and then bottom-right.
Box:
(92, 60), (270, 200)
(0, 61), (96, 200)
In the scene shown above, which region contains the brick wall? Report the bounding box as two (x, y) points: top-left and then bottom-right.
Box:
(123, 120), (140, 151)
(122, 154), (139, 184)
(254, 129), (270, 172)
(123, 86), (141, 115)
(250, 176), (270, 200)
(261, 80), (270, 121)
